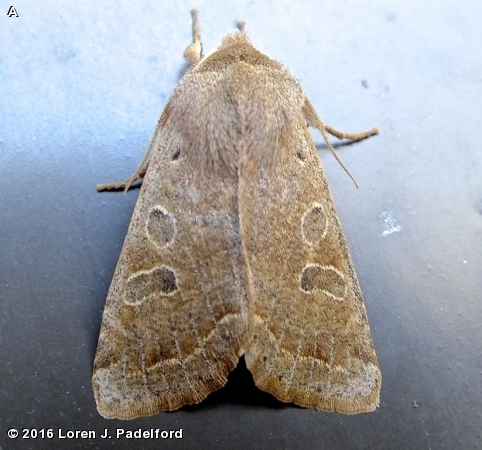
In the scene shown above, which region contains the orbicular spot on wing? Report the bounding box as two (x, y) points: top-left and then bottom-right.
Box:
(146, 206), (176, 250)
(302, 203), (328, 244)
(124, 266), (178, 306)
(300, 264), (346, 300)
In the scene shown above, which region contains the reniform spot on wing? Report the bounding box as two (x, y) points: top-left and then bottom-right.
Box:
(300, 264), (346, 300)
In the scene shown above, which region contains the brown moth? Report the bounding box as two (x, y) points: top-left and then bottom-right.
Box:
(92, 10), (381, 420)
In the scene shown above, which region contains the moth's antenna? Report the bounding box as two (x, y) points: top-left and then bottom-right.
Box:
(184, 9), (203, 63)
(191, 9), (201, 52)
(237, 20), (246, 32)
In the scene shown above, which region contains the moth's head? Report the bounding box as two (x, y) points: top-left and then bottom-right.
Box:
(195, 31), (283, 73)
(219, 30), (251, 48)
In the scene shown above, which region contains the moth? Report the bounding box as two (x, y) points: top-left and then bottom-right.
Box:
(92, 10), (381, 420)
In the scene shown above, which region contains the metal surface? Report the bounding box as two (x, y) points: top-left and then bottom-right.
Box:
(1, 0), (481, 448)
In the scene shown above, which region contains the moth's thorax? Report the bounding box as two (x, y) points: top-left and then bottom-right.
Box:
(163, 34), (306, 175)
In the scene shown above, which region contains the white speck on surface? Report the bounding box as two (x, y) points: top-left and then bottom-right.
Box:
(379, 211), (402, 237)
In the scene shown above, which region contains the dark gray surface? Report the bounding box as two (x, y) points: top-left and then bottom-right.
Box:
(1, 1), (481, 449)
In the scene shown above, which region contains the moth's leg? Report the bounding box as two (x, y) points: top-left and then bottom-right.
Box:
(303, 98), (378, 188)
(98, 107), (168, 192)
(97, 164), (148, 192)
(184, 9), (202, 64)
(324, 124), (379, 141)
(303, 98), (378, 141)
